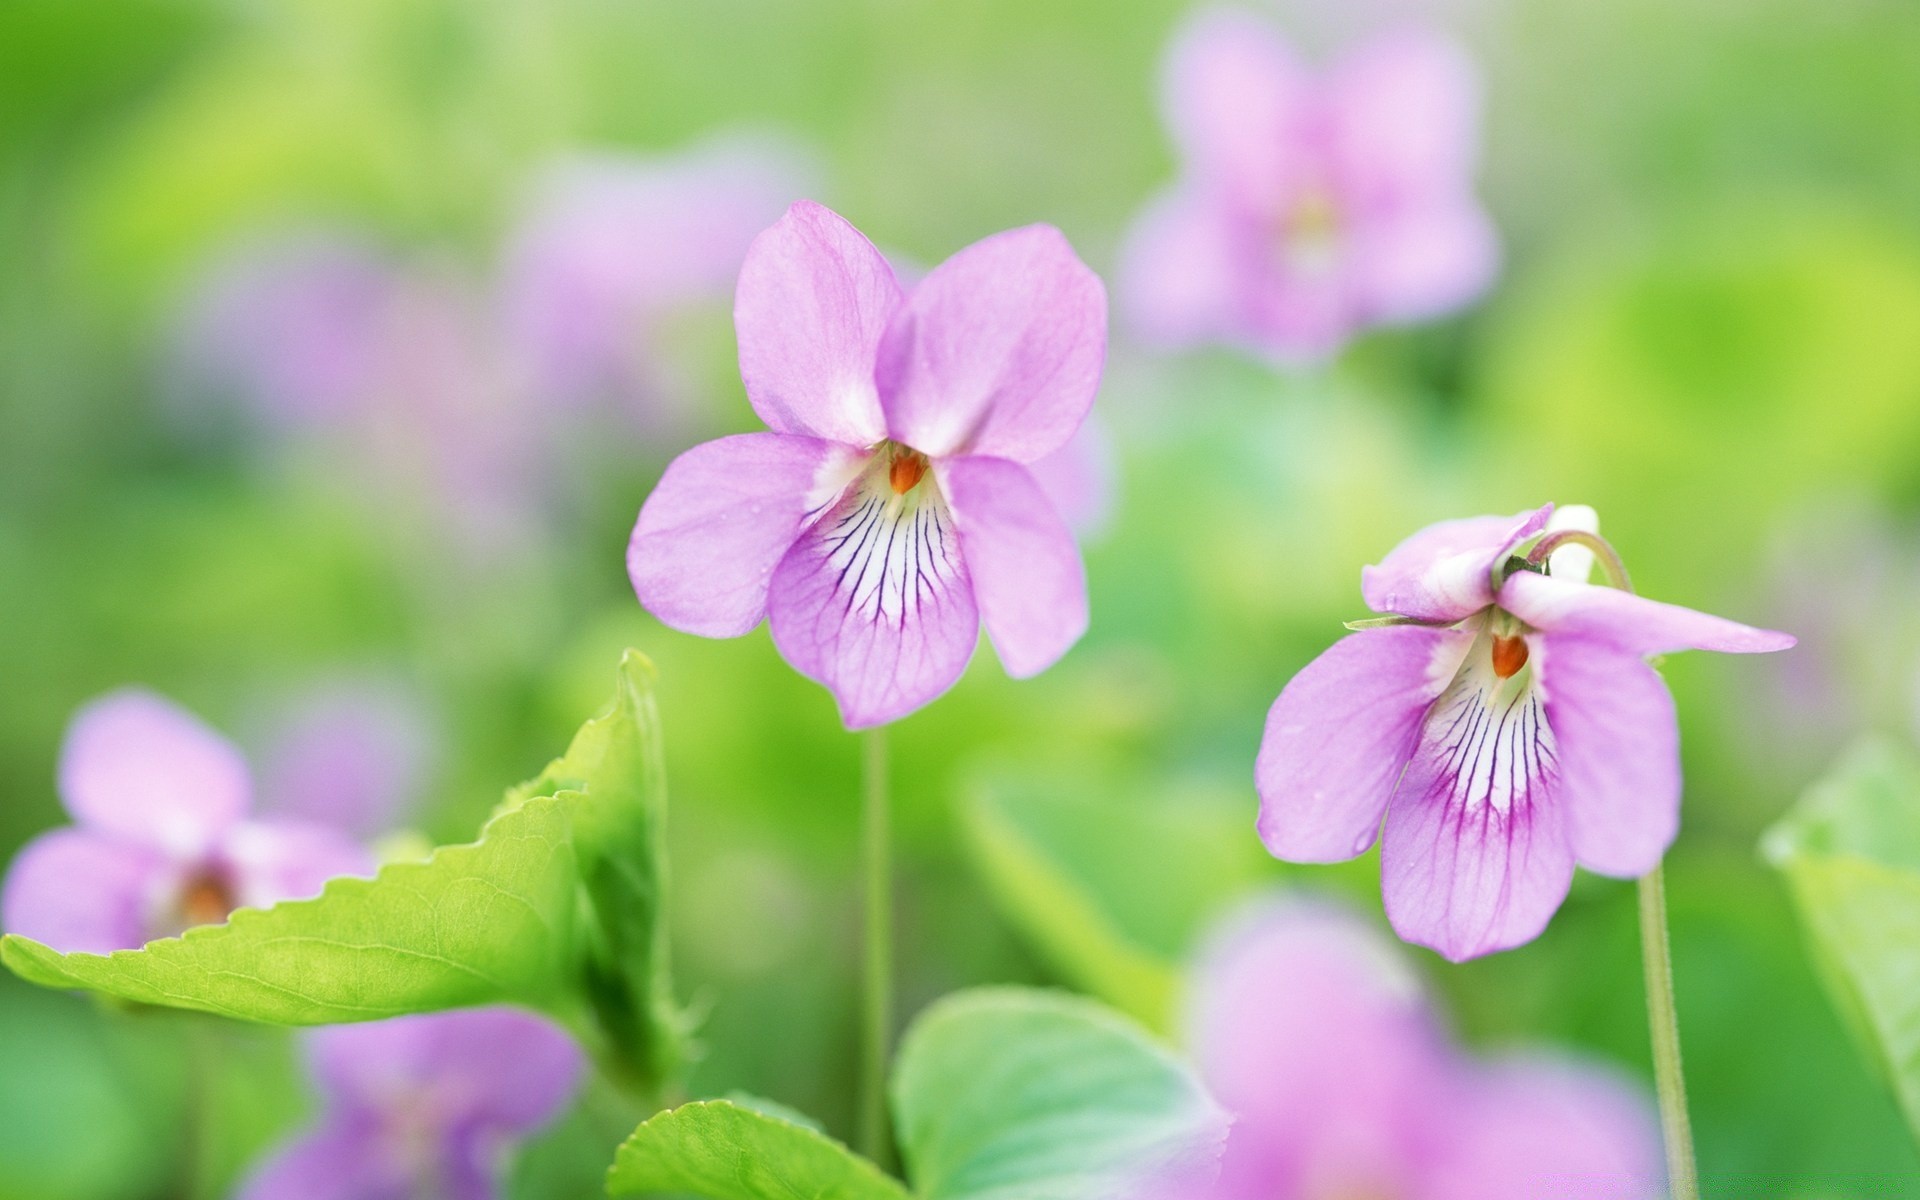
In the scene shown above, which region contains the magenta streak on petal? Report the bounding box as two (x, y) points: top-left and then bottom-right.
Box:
(1382, 652), (1574, 962)
(766, 472), (979, 728)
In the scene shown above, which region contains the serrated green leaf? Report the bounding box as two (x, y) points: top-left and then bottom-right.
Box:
(892, 988), (1227, 1200)
(960, 771), (1268, 1032)
(2, 650), (685, 1096)
(604, 1100), (909, 1200)
(1765, 737), (1920, 1141)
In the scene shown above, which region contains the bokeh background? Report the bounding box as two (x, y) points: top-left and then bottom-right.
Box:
(4, 0), (1920, 1195)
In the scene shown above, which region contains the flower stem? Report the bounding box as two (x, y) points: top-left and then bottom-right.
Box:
(1638, 865), (1700, 1199)
(857, 726), (894, 1167)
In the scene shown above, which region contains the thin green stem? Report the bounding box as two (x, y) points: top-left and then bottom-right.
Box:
(1638, 866), (1700, 1199)
(857, 726), (894, 1167)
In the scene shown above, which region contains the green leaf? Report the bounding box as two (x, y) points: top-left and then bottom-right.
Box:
(1765, 737), (1920, 1140)
(2, 650), (686, 1095)
(960, 770), (1269, 1032)
(892, 988), (1226, 1200)
(604, 1100), (909, 1200)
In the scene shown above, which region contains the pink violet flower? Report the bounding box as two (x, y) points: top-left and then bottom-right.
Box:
(1255, 504), (1795, 961)
(1, 690), (374, 954)
(238, 1007), (584, 1200)
(257, 679), (438, 841)
(1120, 11), (1498, 362)
(1184, 898), (1664, 1199)
(627, 201), (1108, 728)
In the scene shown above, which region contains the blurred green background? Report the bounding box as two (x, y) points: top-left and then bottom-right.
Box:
(4, 0), (1920, 1195)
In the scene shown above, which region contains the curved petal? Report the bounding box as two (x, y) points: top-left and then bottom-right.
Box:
(234, 1114), (404, 1200)
(1535, 634), (1680, 877)
(1257, 627), (1460, 861)
(766, 475), (980, 729)
(1, 828), (171, 954)
(1361, 504), (1552, 622)
(734, 201), (898, 444)
(258, 681), (434, 839)
(1348, 202), (1498, 325)
(1187, 898), (1449, 1197)
(629, 433), (862, 638)
(1118, 186), (1249, 349)
(1427, 1056), (1665, 1200)
(1381, 653), (1574, 961)
(938, 456), (1088, 679)
(1500, 571), (1797, 657)
(59, 691), (251, 855)
(875, 225), (1107, 463)
(1328, 28), (1483, 204)
(1161, 7), (1311, 212)
(1028, 418), (1116, 539)
(221, 819), (376, 911)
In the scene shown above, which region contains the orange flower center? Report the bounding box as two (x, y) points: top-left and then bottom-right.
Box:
(1491, 633), (1530, 679)
(889, 448), (929, 495)
(177, 868), (237, 929)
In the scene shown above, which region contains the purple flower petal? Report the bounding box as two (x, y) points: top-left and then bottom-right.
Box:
(1118, 187), (1247, 350)
(629, 432), (863, 638)
(1426, 1055), (1665, 1200)
(1, 828), (171, 954)
(1160, 8), (1312, 213)
(1188, 899), (1449, 1199)
(235, 1112), (407, 1200)
(1348, 201), (1498, 326)
(1328, 28), (1482, 210)
(1360, 504), (1552, 623)
(1500, 571), (1797, 657)
(307, 1008), (584, 1135)
(734, 201), (899, 445)
(1380, 652), (1575, 961)
(258, 681), (434, 838)
(1028, 416), (1116, 539)
(939, 456), (1088, 678)
(766, 473), (980, 728)
(875, 225), (1106, 463)
(220, 819), (376, 911)
(1537, 633), (1683, 878)
(1256, 627), (1457, 861)
(60, 690), (252, 856)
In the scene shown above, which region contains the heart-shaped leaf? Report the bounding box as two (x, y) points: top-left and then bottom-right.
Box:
(606, 1099), (910, 1200)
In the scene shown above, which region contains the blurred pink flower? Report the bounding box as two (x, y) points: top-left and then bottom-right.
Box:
(500, 134), (815, 427)
(238, 1007), (584, 1200)
(258, 679), (438, 840)
(1121, 11), (1498, 362)
(1, 691), (372, 954)
(1184, 898), (1664, 1199)
(1256, 504), (1793, 960)
(628, 201), (1107, 728)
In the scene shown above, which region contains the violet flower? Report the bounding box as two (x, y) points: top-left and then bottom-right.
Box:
(628, 201), (1107, 728)
(1, 691), (373, 954)
(1255, 504), (1793, 960)
(1185, 898), (1663, 1199)
(258, 680), (437, 841)
(1121, 10), (1497, 361)
(238, 1007), (584, 1200)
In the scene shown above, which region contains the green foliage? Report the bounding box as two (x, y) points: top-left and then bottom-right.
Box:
(1765, 738), (1920, 1142)
(960, 770), (1269, 1031)
(1, 651), (686, 1096)
(607, 988), (1224, 1199)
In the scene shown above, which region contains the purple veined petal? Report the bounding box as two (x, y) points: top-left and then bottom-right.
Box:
(1536, 634), (1681, 878)
(1327, 27), (1483, 209)
(220, 819), (376, 912)
(1380, 648), (1575, 961)
(938, 456), (1088, 679)
(1499, 571), (1798, 657)
(629, 432), (866, 638)
(1256, 626), (1463, 862)
(59, 690), (253, 856)
(1424, 1055), (1665, 1200)
(1028, 416), (1117, 539)
(875, 224), (1107, 464)
(765, 465), (981, 729)
(306, 1009), (584, 1136)
(1, 828), (173, 954)
(1360, 504), (1553, 623)
(1118, 186), (1251, 351)
(734, 201), (899, 445)
(1187, 898), (1449, 1199)
(258, 680), (436, 839)
(235, 1112), (411, 1200)
(1347, 200), (1498, 327)
(1160, 7), (1313, 214)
